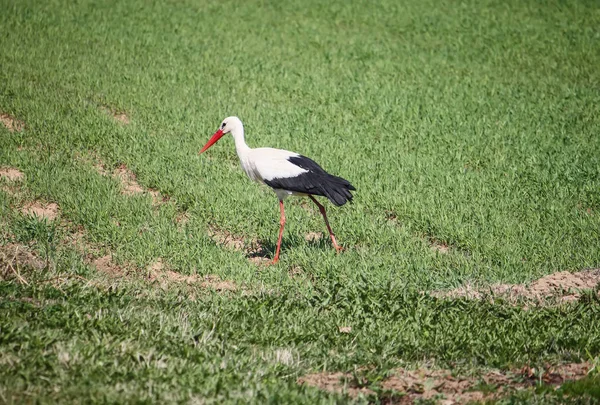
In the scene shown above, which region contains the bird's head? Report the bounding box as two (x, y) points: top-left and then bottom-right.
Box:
(200, 116), (243, 153)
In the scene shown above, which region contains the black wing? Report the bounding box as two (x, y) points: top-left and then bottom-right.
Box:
(263, 155), (355, 206)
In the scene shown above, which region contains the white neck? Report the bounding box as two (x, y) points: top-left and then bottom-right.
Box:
(231, 124), (251, 158)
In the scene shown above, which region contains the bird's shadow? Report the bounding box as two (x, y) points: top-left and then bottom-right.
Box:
(245, 235), (332, 261)
(246, 239), (295, 259)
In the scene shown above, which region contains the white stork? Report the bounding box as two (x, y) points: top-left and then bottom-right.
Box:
(200, 116), (355, 264)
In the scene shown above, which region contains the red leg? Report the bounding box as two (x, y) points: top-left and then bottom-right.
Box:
(268, 200), (286, 265)
(309, 196), (343, 253)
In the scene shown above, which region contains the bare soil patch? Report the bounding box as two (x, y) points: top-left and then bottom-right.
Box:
(114, 164), (145, 195)
(432, 269), (600, 304)
(0, 167), (25, 181)
(298, 372), (375, 398)
(381, 368), (483, 404)
(199, 274), (237, 291)
(100, 106), (129, 124)
(577, 203), (594, 216)
(518, 362), (591, 385)
(58, 226), (238, 292)
(288, 265), (303, 278)
(81, 155), (166, 205)
(92, 254), (131, 278)
(146, 260), (237, 291)
(384, 210), (400, 225)
(159, 271), (236, 291)
(248, 256), (271, 265)
(207, 224), (246, 251)
(21, 201), (60, 221)
(207, 224), (269, 265)
(1, 243), (45, 272)
(74, 151), (109, 176)
(0, 243), (46, 285)
(0, 113), (25, 132)
(113, 164), (164, 203)
(174, 211), (190, 227)
(429, 240), (449, 254)
(299, 362), (591, 403)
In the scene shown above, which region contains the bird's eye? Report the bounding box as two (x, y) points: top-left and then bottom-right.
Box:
(221, 122), (226, 128)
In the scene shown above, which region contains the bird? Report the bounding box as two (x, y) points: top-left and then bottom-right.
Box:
(199, 116), (355, 265)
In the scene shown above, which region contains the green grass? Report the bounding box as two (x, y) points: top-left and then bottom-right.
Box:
(1, 0), (600, 402)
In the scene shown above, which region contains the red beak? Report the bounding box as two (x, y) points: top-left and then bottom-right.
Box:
(199, 129), (225, 154)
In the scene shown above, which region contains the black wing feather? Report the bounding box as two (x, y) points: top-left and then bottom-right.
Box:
(263, 155), (355, 206)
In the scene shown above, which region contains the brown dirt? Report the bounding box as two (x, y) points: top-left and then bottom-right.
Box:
(577, 203), (594, 216)
(199, 274), (237, 291)
(74, 151), (108, 176)
(432, 269), (600, 304)
(207, 224), (246, 251)
(300, 362), (591, 404)
(147, 260), (237, 291)
(93, 159), (109, 176)
(174, 212), (190, 227)
(100, 106), (129, 124)
(58, 225), (238, 292)
(0, 113), (25, 132)
(430, 241), (449, 254)
(113, 164), (163, 203)
(63, 227), (105, 260)
(288, 265), (304, 278)
(207, 224), (270, 265)
(298, 372), (375, 398)
(381, 368), (481, 404)
(114, 164), (145, 195)
(81, 155), (165, 204)
(92, 254), (127, 277)
(248, 256), (271, 265)
(0, 167), (25, 181)
(147, 258), (166, 273)
(0, 183), (19, 196)
(517, 362), (591, 385)
(21, 201), (60, 221)
(1, 243), (46, 274)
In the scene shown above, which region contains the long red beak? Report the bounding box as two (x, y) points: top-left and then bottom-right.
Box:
(200, 129), (224, 154)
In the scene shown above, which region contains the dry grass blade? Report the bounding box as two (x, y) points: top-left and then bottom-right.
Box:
(6, 246), (30, 286)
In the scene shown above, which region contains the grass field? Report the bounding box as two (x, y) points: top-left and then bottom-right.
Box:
(1, 0), (600, 403)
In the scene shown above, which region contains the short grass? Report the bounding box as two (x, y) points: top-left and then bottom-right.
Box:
(1, 0), (600, 403)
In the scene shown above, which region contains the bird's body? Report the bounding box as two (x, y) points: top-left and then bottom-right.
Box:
(239, 148), (354, 206)
(200, 116), (355, 264)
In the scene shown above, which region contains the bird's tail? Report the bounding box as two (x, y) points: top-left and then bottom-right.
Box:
(320, 174), (356, 207)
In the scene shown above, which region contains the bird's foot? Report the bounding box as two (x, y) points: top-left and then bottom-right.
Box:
(334, 245), (344, 254)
